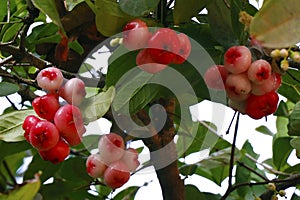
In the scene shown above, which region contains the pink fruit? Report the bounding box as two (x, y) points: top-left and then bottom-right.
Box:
(29, 120), (60, 151)
(247, 59), (272, 84)
(224, 46), (252, 74)
(36, 67), (64, 91)
(98, 132), (125, 164)
(32, 94), (60, 121)
(204, 65), (229, 90)
(172, 33), (191, 64)
(103, 160), (130, 189)
(123, 19), (150, 50)
(121, 148), (140, 172)
(59, 78), (86, 106)
(86, 154), (107, 178)
(251, 73), (282, 96)
(225, 73), (251, 101)
(39, 139), (70, 164)
(54, 104), (85, 146)
(22, 115), (40, 142)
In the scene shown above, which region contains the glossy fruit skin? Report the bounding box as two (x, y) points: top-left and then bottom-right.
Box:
(247, 59), (272, 84)
(32, 94), (60, 121)
(54, 104), (85, 146)
(29, 120), (60, 151)
(204, 65), (229, 90)
(136, 48), (168, 74)
(86, 154), (107, 178)
(103, 160), (130, 189)
(172, 33), (191, 64)
(245, 91), (279, 119)
(121, 148), (140, 172)
(36, 67), (64, 92)
(98, 132), (125, 165)
(22, 115), (40, 142)
(147, 28), (181, 65)
(123, 19), (150, 50)
(39, 139), (70, 164)
(59, 78), (86, 106)
(224, 46), (252, 74)
(225, 73), (251, 101)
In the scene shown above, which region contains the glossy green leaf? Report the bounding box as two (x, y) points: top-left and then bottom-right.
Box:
(0, 82), (19, 97)
(288, 101), (300, 136)
(180, 164), (198, 176)
(272, 137), (293, 170)
(31, 0), (63, 28)
(0, 109), (36, 142)
(185, 185), (206, 200)
(278, 69), (300, 103)
(290, 138), (300, 154)
(250, 0), (300, 48)
(255, 125), (274, 136)
(119, 0), (160, 17)
(68, 40), (84, 55)
(81, 86), (115, 122)
(0, 141), (31, 162)
(1, 23), (23, 43)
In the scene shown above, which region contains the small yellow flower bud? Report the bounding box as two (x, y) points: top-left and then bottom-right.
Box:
(279, 49), (289, 58)
(270, 49), (280, 58)
(280, 60), (289, 71)
(278, 190), (286, 197)
(267, 182), (276, 191)
(109, 38), (121, 47)
(290, 51), (300, 62)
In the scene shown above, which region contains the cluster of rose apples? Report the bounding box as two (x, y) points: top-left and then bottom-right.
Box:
(22, 67), (87, 164)
(86, 132), (140, 189)
(204, 45), (281, 119)
(121, 19), (191, 73)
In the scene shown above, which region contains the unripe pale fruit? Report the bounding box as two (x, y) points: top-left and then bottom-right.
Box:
(36, 67), (64, 91)
(54, 104), (85, 146)
(98, 132), (125, 165)
(121, 148), (140, 172)
(247, 59), (272, 84)
(225, 73), (251, 101)
(103, 160), (130, 189)
(39, 139), (70, 164)
(86, 154), (107, 178)
(123, 19), (150, 50)
(204, 65), (228, 90)
(59, 78), (86, 106)
(22, 115), (40, 142)
(172, 33), (191, 64)
(32, 94), (60, 121)
(29, 120), (60, 151)
(224, 46), (252, 74)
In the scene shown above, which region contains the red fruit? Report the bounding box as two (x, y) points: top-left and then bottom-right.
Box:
(39, 139), (70, 164)
(247, 59), (272, 84)
(22, 115), (40, 142)
(245, 91), (279, 119)
(251, 73), (282, 96)
(121, 148), (140, 172)
(172, 33), (191, 64)
(36, 67), (64, 91)
(224, 46), (252, 74)
(225, 73), (251, 101)
(98, 132), (125, 165)
(29, 120), (60, 151)
(103, 160), (130, 189)
(136, 48), (168, 74)
(54, 105), (85, 146)
(59, 78), (86, 106)
(147, 28), (181, 65)
(204, 65), (229, 90)
(86, 154), (107, 178)
(32, 94), (60, 121)
(123, 19), (150, 50)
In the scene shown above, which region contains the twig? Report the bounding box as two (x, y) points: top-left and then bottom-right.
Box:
(237, 161), (269, 181)
(5, 96), (18, 110)
(2, 160), (17, 186)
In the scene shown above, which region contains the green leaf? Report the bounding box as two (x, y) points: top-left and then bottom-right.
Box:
(288, 101), (300, 136)
(113, 186), (139, 200)
(274, 100), (290, 117)
(278, 69), (300, 103)
(31, 0), (63, 29)
(180, 164), (198, 176)
(0, 109), (36, 142)
(250, 0), (300, 48)
(119, 0), (160, 17)
(276, 116), (289, 138)
(173, 0), (209, 24)
(0, 141), (31, 162)
(255, 125), (274, 136)
(68, 40), (84, 55)
(185, 185), (206, 200)
(1, 23), (23, 43)
(81, 86), (115, 122)
(272, 137), (293, 170)
(290, 138), (300, 156)
(0, 82), (19, 96)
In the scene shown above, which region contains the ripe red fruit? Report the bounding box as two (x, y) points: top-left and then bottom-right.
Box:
(36, 67), (64, 91)
(54, 104), (85, 146)
(136, 48), (168, 74)
(251, 73), (282, 96)
(121, 148), (140, 172)
(247, 59), (272, 84)
(224, 46), (252, 74)
(245, 91), (279, 119)
(29, 120), (60, 151)
(86, 154), (107, 178)
(98, 132), (125, 165)
(204, 65), (229, 90)
(32, 94), (60, 121)
(58, 78), (86, 106)
(103, 160), (130, 189)
(22, 115), (40, 142)
(172, 33), (191, 64)
(123, 19), (150, 50)
(225, 73), (251, 101)
(147, 28), (181, 65)
(39, 139), (70, 164)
